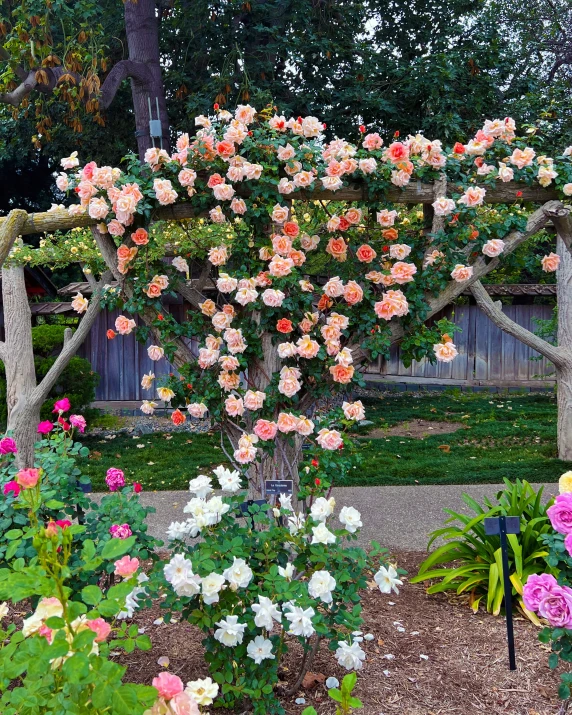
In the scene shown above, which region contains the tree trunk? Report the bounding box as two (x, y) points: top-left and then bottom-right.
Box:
(557, 236), (572, 460)
(2, 266), (40, 468)
(124, 0), (170, 158)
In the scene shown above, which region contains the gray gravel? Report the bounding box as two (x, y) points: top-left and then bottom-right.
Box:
(132, 482), (559, 551)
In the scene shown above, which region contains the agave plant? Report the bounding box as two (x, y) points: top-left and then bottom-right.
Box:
(410, 479), (555, 620)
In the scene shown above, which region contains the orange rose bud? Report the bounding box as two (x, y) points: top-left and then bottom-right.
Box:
(171, 409), (186, 426)
(470, 230), (479, 239)
(516, 190), (523, 198)
(186, 383), (193, 389)
(213, 102), (219, 110)
(157, 314), (164, 321)
(394, 130), (400, 138)
(359, 124), (366, 133)
(382, 228), (398, 241)
(276, 318), (293, 333)
(442, 333), (453, 344)
(106, 329), (116, 340)
(453, 142), (465, 154)
(474, 157), (484, 168)
(312, 459), (319, 468)
(314, 477), (321, 485)
(317, 294), (333, 311)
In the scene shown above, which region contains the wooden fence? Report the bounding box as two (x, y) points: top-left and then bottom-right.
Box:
(79, 303), (556, 401)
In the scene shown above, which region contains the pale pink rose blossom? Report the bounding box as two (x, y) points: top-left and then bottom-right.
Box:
(296, 335), (320, 359)
(316, 428), (343, 450)
(343, 401), (366, 421)
(225, 395), (244, 417)
(277, 144), (296, 161)
(71, 292), (89, 314)
(451, 264), (474, 282)
(268, 255), (294, 277)
(154, 178), (178, 205)
(374, 290), (409, 320)
(391, 261), (417, 284)
(359, 158), (377, 174)
(389, 244), (412, 260)
(277, 412), (298, 433)
(147, 345), (165, 361)
(482, 239), (505, 257)
(278, 342), (297, 358)
(457, 186), (486, 207)
(343, 281), (363, 305)
(376, 209), (398, 227)
(216, 274), (238, 292)
(542, 253), (560, 272)
(262, 289), (285, 307)
(254, 419), (278, 440)
(296, 417), (315, 435)
(210, 206), (226, 223)
(433, 342), (459, 362)
(188, 403), (208, 418)
(432, 197), (456, 216)
(324, 276), (345, 298)
(244, 390), (266, 410)
(198, 348), (220, 368)
(510, 147), (536, 169)
(115, 315), (136, 335)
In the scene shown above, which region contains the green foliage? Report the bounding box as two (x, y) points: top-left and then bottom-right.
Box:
(411, 479), (554, 618)
(0, 482), (157, 715)
(303, 673), (363, 715)
(30, 324), (68, 357)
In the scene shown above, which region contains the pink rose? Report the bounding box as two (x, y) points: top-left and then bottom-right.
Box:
(3, 481), (20, 497)
(547, 493), (572, 533)
(277, 412), (298, 433)
(342, 401), (365, 421)
(0, 437), (17, 454)
(482, 239), (505, 258)
(253, 419), (278, 441)
(225, 395), (244, 417)
(107, 219), (126, 237)
(37, 421), (54, 435)
(244, 390), (265, 410)
(188, 403), (208, 418)
(433, 342), (459, 362)
(458, 186), (486, 207)
(363, 132), (383, 150)
(16, 468), (41, 489)
(109, 523), (132, 539)
(53, 397), (71, 413)
(523, 573), (558, 612)
(106, 468), (125, 492)
(374, 290), (409, 320)
(538, 585), (572, 628)
(87, 618), (112, 643)
(152, 672), (185, 701)
(450, 264), (473, 282)
(114, 555), (140, 578)
(69, 415), (86, 433)
(115, 315), (136, 335)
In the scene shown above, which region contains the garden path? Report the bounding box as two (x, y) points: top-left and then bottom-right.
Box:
(135, 482), (559, 550)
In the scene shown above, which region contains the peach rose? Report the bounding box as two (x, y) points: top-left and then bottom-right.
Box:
(385, 141), (409, 164)
(146, 282), (163, 299)
(541, 253), (560, 272)
(199, 299), (217, 317)
(359, 158), (377, 174)
(223, 327), (247, 354)
(115, 315), (136, 335)
(209, 206), (226, 223)
(272, 235), (293, 256)
(356, 244), (376, 263)
(328, 312), (349, 329)
(389, 244), (411, 260)
(283, 221), (299, 238)
(268, 255), (294, 277)
(262, 289), (285, 307)
(433, 342), (459, 362)
(131, 228), (149, 245)
(510, 147), (536, 169)
(218, 371), (240, 391)
(216, 273), (238, 292)
(277, 412), (298, 433)
(301, 234), (320, 251)
(212, 312), (232, 332)
(225, 395), (244, 417)
(206, 334), (223, 350)
(458, 186), (486, 207)
(342, 401), (365, 421)
(296, 417), (315, 436)
(153, 178), (178, 205)
(562, 183), (572, 197)
(326, 237), (347, 261)
(198, 348), (220, 368)
(432, 197), (456, 216)
(278, 342), (297, 358)
(329, 364), (355, 384)
(244, 390), (266, 410)
(272, 204), (289, 223)
(219, 355), (240, 371)
(324, 276), (345, 298)
(316, 428), (343, 450)
(391, 261), (417, 284)
(345, 208), (362, 225)
(254, 419), (278, 440)
(450, 264), (474, 282)
(187, 403), (207, 419)
(374, 289), (409, 320)
(107, 220), (125, 237)
(147, 345), (164, 361)
(343, 280), (363, 305)
(277, 318), (293, 334)
(297, 335), (320, 359)
(207, 173), (225, 188)
(216, 140), (235, 159)
(293, 171), (314, 187)
(230, 197), (247, 214)
(482, 239), (505, 257)
(363, 133), (383, 150)
(278, 375), (301, 398)
(88, 197), (109, 220)
(277, 144), (296, 161)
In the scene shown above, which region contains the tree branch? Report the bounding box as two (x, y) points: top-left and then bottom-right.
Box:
(0, 46), (28, 81)
(99, 59), (152, 109)
(470, 280), (564, 366)
(0, 209), (28, 268)
(544, 202), (572, 252)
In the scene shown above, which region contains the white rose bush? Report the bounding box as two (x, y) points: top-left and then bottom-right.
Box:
(141, 465), (399, 714)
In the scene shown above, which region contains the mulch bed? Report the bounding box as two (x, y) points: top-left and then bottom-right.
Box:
(113, 550), (565, 714)
(366, 420), (467, 440)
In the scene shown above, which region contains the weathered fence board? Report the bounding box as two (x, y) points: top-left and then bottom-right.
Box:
(80, 303), (556, 401)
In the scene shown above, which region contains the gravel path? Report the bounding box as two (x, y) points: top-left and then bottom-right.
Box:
(130, 482), (559, 550)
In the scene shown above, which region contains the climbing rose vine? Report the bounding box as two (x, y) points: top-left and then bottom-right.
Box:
(54, 106), (572, 494)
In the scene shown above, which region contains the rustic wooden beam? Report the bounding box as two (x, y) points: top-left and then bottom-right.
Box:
(0, 182), (560, 237)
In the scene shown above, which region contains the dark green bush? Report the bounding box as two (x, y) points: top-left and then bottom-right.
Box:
(0, 324), (100, 427)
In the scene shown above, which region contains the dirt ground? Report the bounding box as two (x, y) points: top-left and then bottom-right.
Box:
(366, 420), (468, 440)
(113, 551), (565, 715)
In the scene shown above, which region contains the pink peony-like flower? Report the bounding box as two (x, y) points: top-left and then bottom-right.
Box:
(114, 555), (140, 578)
(451, 264), (474, 282)
(0, 437), (17, 454)
(482, 239), (505, 258)
(343, 401), (365, 421)
(188, 403), (208, 418)
(16, 468), (41, 489)
(523, 573), (558, 612)
(87, 617), (112, 643)
(115, 315), (137, 336)
(244, 390), (265, 410)
(170, 692), (201, 715)
(254, 419), (278, 441)
(391, 261), (417, 285)
(277, 412), (298, 433)
(69, 415), (86, 433)
(374, 290), (409, 320)
(153, 672), (185, 701)
(37, 421), (54, 435)
(547, 493), (572, 534)
(538, 585), (572, 628)
(106, 467), (125, 491)
(225, 395), (244, 417)
(53, 397), (71, 413)
(433, 342), (458, 362)
(109, 523), (132, 540)
(3, 481), (20, 497)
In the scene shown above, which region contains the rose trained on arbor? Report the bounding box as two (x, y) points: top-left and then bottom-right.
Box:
(51, 105), (572, 496)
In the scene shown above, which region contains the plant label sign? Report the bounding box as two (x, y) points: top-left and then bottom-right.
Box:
(265, 480), (293, 496)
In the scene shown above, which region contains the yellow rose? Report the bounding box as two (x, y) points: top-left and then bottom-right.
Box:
(559, 471), (572, 494)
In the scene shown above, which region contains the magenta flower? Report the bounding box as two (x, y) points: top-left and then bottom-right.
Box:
(3, 481), (20, 497)
(0, 437), (17, 455)
(109, 523), (132, 539)
(523, 573), (558, 612)
(52, 397), (71, 413)
(547, 494), (572, 534)
(105, 467), (125, 491)
(69, 414), (87, 433)
(37, 421), (54, 435)
(538, 585), (572, 628)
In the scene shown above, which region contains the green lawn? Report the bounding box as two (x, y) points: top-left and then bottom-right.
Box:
(80, 391), (571, 491)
